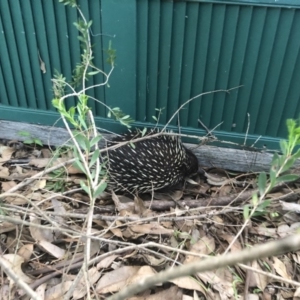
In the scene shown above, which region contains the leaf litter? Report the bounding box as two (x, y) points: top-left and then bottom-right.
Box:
(0, 139), (300, 299)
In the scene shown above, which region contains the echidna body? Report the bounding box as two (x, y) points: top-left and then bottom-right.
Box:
(104, 130), (198, 193)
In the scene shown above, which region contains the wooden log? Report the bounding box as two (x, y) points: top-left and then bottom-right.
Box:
(0, 120), (289, 172)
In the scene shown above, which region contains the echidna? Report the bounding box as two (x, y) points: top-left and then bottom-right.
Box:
(104, 130), (199, 193)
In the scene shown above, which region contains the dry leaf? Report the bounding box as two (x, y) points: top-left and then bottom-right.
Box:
(51, 198), (66, 239)
(197, 271), (234, 298)
(30, 216), (54, 242)
(29, 216), (65, 258)
(31, 179), (46, 191)
(0, 284), (10, 300)
(38, 240), (65, 259)
(15, 165), (23, 174)
(193, 290), (200, 300)
(1, 181), (17, 192)
(73, 267), (101, 299)
(17, 244), (34, 261)
(112, 191), (135, 213)
(280, 201), (300, 213)
(97, 254), (118, 269)
(248, 260), (269, 291)
(35, 283), (47, 299)
(131, 285), (182, 300)
(29, 158), (52, 168)
(96, 266), (140, 294)
(142, 254), (166, 266)
(173, 207), (186, 217)
(219, 233), (242, 252)
(219, 185), (232, 196)
(0, 254), (33, 284)
(45, 281), (73, 300)
(29, 157), (81, 174)
(170, 190), (184, 201)
(185, 236), (215, 264)
(170, 277), (206, 295)
(134, 195), (147, 216)
(0, 146), (15, 162)
(211, 215), (224, 227)
(0, 220), (18, 234)
(273, 257), (291, 280)
(245, 295), (259, 300)
(130, 223), (174, 235)
(126, 266), (157, 285)
(292, 252), (300, 265)
(27, 192), (44, 201)
(0, 166), (9, 178)
(4, 194), (28, 205)
(105, 221), (124, 239)
(294, 286), (300, 297)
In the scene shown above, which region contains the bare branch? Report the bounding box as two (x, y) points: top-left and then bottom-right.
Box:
(108, 234), (300, 300)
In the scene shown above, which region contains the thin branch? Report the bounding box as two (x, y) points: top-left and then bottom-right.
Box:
(108, 234), (300, 300)
(244, 113), (250, 146)
(162, 86), (242, 132)
(238, 263), (300, 287)
(0, 257), (41, 300)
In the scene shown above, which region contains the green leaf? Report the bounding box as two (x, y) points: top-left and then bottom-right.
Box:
(79, 94), (88, 106)
(293, 148), (300, 159)
(33, 139), (43, 147)
(23, 139), (34, 145)
(278, 156), (286, 169)
(87, 71), (100, 76)
(276, 174), (299, 183)
(93, 182), (107, 198)
(90, 136), (102, 147)
(68, 106), (76, 118)
(119, 119), (131, 128)
(77, 36), (85, 43)
(73, 159), (86, 175)
(258, 172), (267, 196)
(152, 116), (157, 121)
(52, 98), (60, 109)
(77, 115), (88, 131)
(243, 205), (250, 220)
(252, 193), (258, 206)
(287, 119), (296, 140)
(271, 152), (280, 168)
(253, 199), (272, 216)
(18, 131), (31, 137)
(141, 127), (147, 137)
(80, 181), (91, 196)
(130, 142), (136, 149)
(279, 140), (288, 155)
(258, 199), (271, 210)
(269, 168), (277, 187)
(89, 149), (100, 168)
(90, 168), (96, 180)
(75, 134), (89, 151)
(280, 157), (296, 173)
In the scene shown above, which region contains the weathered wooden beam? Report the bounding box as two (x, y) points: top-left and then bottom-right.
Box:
(0, 120), (287, 172)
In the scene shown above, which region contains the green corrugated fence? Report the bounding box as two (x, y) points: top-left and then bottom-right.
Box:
(1, 0), (300, 149)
